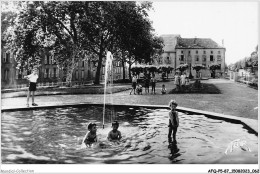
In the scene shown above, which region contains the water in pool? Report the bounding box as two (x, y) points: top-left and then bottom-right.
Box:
(1, 106), (258, 164)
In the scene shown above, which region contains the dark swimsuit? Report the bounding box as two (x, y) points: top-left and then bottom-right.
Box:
(169, 111), (178, 127)
(84, 135), (97, 144)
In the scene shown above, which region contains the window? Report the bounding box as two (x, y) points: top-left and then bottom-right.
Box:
(196, 50), (198, 54)
(81, 70), (84, 79)
(218, 51), (221, 54)
(202, 55), (206, 61)
(195, 55), (199, 61)
(53, 68), (56, 78)
(6, 53), (10, 63)
(44, 55), (47, 64)
(203, 51), (206, 54)
(50, 69), (53, 77)
(3, 52), (6, 62)
(166, 57), (170, 64)
(45, 69), (49, 78)
(211, 51), (213, 54)
(181, 50), (183, 54)
(4, 69), (9, 80)
(217, 55), (221, 61)
(56, 68), (59, 78)
(75, 70), (79, 80)
(180, 55), (184, 61)
(48, 55), (51, 64)
(210, 55), (214, 61)
(82, 61), (85, 67)
(188, 51), (191, 54)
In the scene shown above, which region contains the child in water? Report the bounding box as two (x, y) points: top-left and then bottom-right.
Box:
(107, 121), (122, 141)
(168, 100), (179, 146)
(83, 122), (97, 147)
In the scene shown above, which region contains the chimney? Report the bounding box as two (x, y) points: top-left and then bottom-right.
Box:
(222, 39), (224, 47)
(194, 36), (197, 44)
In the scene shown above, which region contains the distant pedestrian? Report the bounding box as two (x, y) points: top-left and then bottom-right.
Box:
(144, 75), (150, 94)
(180, 73), (186, 91)
(130, 75), (137, 95)
(185, 77), (190, 92)
(25, 67), (38, 107)
(174, 72), (180, 91)
(161, 84), (167, 94)
(151, 74), (156, 94)
(168, 99), (179, 146)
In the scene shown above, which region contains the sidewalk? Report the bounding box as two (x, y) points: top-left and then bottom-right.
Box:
(1, 79), (258, 119)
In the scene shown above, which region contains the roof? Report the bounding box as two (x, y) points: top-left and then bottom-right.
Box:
(160, 34), (180, 52)
(175, 38), (225, 49)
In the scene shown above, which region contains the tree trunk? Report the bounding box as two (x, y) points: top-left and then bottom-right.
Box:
(94, 51), (103, 85)
(121, 59), (125, 80)
(128, 64), (132, 81)
(65, 48), (76, 87)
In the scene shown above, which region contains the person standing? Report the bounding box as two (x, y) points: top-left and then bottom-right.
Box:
(144, 75), (150, 94)
(151, 74), (156, 94)
(25, 67), (39, 107)
(130, 75), (137, 95)
(168, 100), (179, 146)
(174, 72), (180, 92)
(180, 73), (186, 92)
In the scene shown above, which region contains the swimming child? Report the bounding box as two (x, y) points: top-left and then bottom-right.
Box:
(168, 100), (179, 146)
(83, 122), (97, 147)
(161, 84), (167, 94)
(107, 121), (122, 141)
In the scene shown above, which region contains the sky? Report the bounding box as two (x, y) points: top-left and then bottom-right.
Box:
(148, 1), (259, 65)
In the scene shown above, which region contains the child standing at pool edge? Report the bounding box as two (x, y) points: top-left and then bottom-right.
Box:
(168, 100), (179, 146)
(25, 67), (39, 107)
(107, 121), (122, 141)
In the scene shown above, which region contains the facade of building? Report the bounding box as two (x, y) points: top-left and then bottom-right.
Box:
(160, 35), (226, 78)
(1, 48), (128, 89)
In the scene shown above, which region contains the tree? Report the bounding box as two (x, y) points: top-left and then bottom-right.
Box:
(4, 1), (162, 85)
(159, 65), (173, 79)
(4, 1), (89, 85)
(209, 64), (220, 78)
(192, 64), (205, 78)
(176, 64), (189, 75)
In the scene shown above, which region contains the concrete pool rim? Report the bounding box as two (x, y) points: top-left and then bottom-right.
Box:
(1, 103), (258, 136)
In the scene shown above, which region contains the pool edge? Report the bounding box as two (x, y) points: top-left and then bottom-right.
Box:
(1, 103), (258, 135)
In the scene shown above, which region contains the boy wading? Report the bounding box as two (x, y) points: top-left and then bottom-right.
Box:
(168, 100), (179, 145)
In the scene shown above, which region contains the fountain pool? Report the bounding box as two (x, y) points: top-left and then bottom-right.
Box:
(1, 105), (258, 164)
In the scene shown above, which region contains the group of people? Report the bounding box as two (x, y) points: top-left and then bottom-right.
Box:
(82, 99), (179, 149)
(130, 74), (167, 95)
(82, 121), (122, 147)
(174, 72), (190, 92)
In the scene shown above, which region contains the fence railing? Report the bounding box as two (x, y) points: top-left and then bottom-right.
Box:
(2, 80), (94, 90)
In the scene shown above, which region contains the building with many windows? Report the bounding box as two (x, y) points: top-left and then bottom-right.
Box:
(160, 35), (225, 78)
(1, 48), (128, 89)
